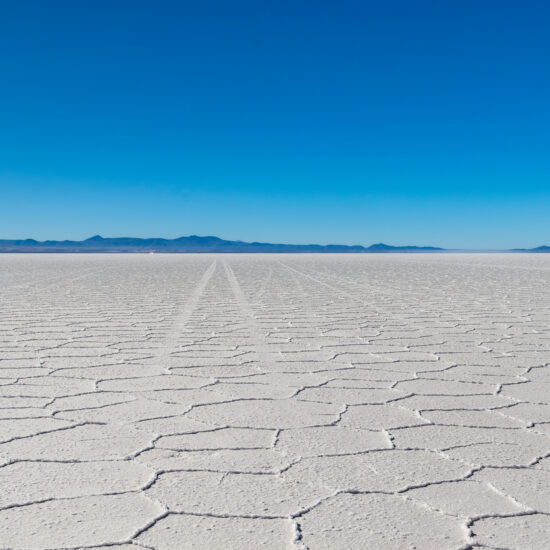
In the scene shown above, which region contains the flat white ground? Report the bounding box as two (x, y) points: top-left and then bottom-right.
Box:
(1, 253), (549, 550)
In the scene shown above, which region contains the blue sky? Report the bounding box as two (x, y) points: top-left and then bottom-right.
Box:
(1, 0), (549, 248)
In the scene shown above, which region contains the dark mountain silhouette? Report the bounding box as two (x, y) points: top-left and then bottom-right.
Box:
(1, 235), (547, 253)
(0, 235), (445, 253)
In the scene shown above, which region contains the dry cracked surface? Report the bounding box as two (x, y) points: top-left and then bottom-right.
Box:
(0, 253), (550, 550)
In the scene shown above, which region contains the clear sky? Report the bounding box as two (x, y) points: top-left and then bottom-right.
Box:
(1, 1), (549, 248)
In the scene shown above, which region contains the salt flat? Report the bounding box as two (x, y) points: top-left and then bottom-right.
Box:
(1, 253), (549, 550)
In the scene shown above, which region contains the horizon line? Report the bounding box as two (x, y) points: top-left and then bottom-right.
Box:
(0, 234), (548, 253)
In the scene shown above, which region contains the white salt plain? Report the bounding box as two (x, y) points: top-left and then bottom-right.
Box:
(0, 253), (549, 549)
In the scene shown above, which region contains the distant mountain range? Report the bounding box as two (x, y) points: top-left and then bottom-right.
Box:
(512, 245), (550, 253)
(0, 235), (444, 253)
(0, 235), (547, 253)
